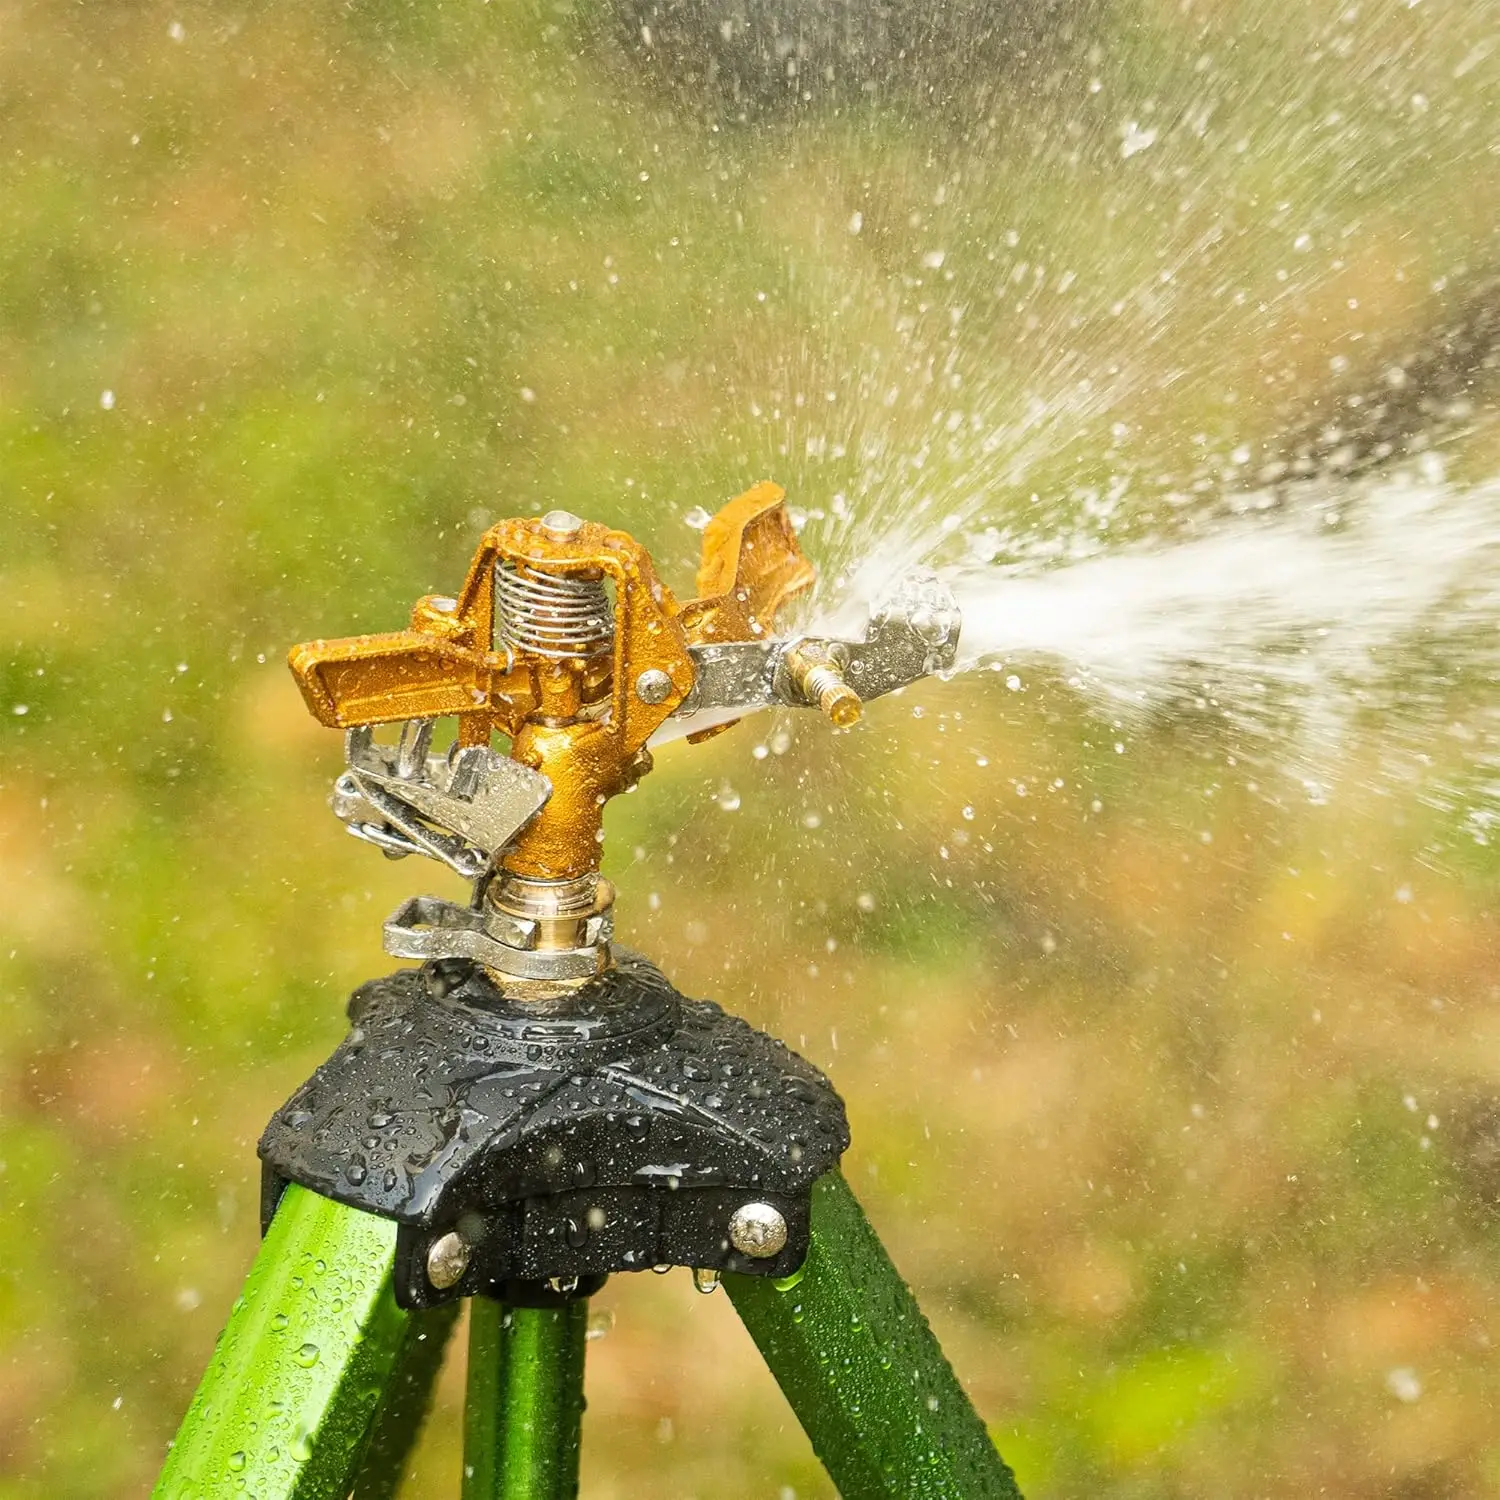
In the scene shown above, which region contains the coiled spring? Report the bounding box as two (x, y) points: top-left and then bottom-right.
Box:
(495, 560), (613, 660)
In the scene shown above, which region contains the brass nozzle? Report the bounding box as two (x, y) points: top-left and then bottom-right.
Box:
(787, 647), (863, 728)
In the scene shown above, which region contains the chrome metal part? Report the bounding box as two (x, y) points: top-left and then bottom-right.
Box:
(673, 570), (962, 723)
(382, 894), (612, 981)
(680, 639), (780, 716)
(540, 509), (584, 536)
(341, 774), (485, 875)
(426, 1231), (470, 1290)
(728, 1202), (789, 1259)
(495, 560), (613, 660)
(334, 725), (552, 879)
(634, 667), (674, 704)
(837, 570), (962, 702)
(488, 873), (614, 952)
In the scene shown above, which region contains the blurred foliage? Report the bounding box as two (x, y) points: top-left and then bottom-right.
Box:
(2, 0), (1499, 1496)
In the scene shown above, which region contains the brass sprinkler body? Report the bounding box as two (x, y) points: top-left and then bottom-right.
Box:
(290, 485), (815, 978)
(286, 483), (959, 986)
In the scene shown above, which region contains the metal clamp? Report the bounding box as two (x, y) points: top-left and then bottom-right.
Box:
(383, 893), (613, 982)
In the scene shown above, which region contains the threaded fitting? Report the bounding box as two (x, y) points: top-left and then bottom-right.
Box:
(786, 647), (863, 728)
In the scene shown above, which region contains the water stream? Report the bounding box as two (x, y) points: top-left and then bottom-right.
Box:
(934, 466), (1500, 825)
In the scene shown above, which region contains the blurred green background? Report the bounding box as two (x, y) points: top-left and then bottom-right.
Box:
(3, 0), (1500, 1495)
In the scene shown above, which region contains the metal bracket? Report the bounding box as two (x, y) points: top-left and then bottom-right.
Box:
(674, 569), (962, 721)
(332, 723), (552, 879)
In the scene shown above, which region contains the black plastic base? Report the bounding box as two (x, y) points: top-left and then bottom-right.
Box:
(479, 1276), (610, 1308)
(258, 951), (849, 1308)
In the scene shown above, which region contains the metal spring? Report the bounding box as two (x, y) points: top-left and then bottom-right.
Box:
(495, 560), (613, 660)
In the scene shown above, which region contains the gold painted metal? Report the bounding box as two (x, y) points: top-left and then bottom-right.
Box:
(675, 480), (815, 744)
(289, 484), (814, 895)
(678, 481), (814, 644)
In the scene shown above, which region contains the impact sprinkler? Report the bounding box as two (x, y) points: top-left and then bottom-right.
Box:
(154, 485), (1021, 1500)
(287, 482), (960, 987)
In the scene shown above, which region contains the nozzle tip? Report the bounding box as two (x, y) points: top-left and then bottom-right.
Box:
(787, 646), (864, 729)
(824, 687), (863, 728)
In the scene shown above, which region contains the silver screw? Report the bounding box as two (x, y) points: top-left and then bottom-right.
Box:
(728, 1202), (788, 1259)
(540, 509), (584, 536)
(635, 668), (674, 705)
(426, 1230), (469, 1290)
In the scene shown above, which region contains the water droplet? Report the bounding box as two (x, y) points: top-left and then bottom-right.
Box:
(295, 1342), (320, 1368)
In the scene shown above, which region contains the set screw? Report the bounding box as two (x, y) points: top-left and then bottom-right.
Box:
(635, 668), (674, 704)
(729, 1202), (789, 1258)
(426, 1231), (470, 1289)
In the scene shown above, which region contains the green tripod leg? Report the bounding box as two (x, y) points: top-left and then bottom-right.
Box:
(462, 1297), (589, 1500)
(727, 1171), (1023, 1500)
(350, 1300), (461, 1499)
(153, 1184), (415, 1500)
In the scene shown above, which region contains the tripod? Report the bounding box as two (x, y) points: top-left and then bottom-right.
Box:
(153, 1125), (1019, 1498)
(150, 490), (1020, 1497)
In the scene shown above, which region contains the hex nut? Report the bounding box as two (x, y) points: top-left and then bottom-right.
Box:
(728, 1201), (788, 1259)
(426, 1230), (470, 1290)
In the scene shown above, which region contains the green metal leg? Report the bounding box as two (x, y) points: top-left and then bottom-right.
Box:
(153, 1184), (408, 1500)
(462, 1298), (589, 1500)
(726, 1171), (1023, 1500)
(350, 1302), (461, 1500)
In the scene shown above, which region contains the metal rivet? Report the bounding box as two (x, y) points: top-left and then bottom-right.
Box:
(426, 1230), (469, 1290)
(635, 668), (673, 705)
(540, 509), (584, 535)
(728, 1202), (788, 1259)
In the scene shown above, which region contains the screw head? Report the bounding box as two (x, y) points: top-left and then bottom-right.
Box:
(728, 1202), (788, 1259)
(540, 509), (584, 536)
(635, 668), (674, 705)
(426, 1230), (470, 1290)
